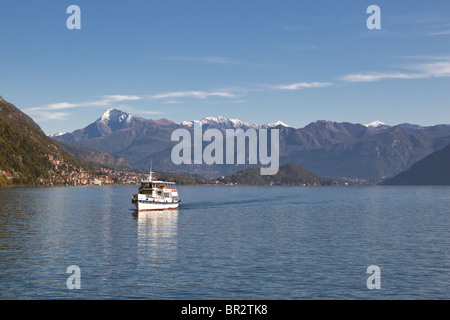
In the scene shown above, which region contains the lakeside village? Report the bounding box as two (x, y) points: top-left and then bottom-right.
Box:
(0, 154), (147, 186)
(42, 154), (147, 186)
(1, 154), (377, 187)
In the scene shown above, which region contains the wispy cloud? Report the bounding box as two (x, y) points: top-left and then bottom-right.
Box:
(103, 95), (142, 102)
(28, 89), (237, 122)
(24, 95), (143, 121)
(136, 110), (164, 115)
(411, 60), (450, 77)
(43, 102), (78, 110)
(150, 90), (237, 100)
(27, 95), (143, 111)
(340, 58), (450, 83)
(273, 82), (333, 90)
(340, 72), (424, 82)
(30, 111), (72, 122)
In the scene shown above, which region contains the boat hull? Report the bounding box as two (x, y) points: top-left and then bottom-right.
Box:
(134, 200), (179, 212)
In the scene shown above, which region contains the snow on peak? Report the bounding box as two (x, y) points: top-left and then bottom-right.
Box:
(100, 109), (132, 123)
(182, 116), (258, 129)
(364, 120), (389, 128)
(181, 120), (194, 127)
(264, 120), (291, 128)
(101, 108), (113, 121)
(181, 116), (291, 129)
(49, 132), (66, 138)
(204, 116), (247, 126)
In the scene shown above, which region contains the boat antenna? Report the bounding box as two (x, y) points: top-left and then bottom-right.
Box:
(149, 160), (153, 181)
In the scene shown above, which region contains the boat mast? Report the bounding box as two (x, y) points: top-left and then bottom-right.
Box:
(149, 161), (153, 181)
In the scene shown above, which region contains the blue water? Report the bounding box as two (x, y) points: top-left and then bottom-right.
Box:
(0, 185), (449, 299)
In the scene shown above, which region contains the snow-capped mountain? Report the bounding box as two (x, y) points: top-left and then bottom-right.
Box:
(263, 120), (291, 128)
(363, 120), (390, 128)
(53, 108), (147, 142)
(82, 108), (146, 138)
(52, 112), (292, 137)
(98, 108), (143, 132)
(181, 116), (259, 130)
(52, 108), (450, 180)
(181, 116), (291, 130)
(49, 132), (66, 138)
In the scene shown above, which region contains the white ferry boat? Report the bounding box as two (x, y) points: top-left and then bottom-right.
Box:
(132, 169), (180, 211)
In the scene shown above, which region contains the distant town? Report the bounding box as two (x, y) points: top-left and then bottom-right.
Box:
(0, 153), (384, 187)
(41, 154), (147, 186)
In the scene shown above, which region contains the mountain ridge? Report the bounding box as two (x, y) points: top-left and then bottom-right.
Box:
(180, 115), (292, 130)
(218, 163), (336, 186)
(52, 108), (450, 179)
(381, 143), (450, 185)
(0, 97), (89, 185)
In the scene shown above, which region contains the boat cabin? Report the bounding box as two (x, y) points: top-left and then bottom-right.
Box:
(136, 180), (179, 203)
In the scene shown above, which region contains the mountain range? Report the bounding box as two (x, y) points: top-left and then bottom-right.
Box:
(181, 115), (291, 130)
(53, 108), (450, 180)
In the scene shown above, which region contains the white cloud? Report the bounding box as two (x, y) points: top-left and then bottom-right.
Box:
(413, 60), (450, 77)
(136, 110), (164, 115)
(27, 95), (143, 111)
(27, 111), (71, 121)
(44, 102), (78, 110)
(79, 95), (142, 107)
(340, 59), (450, 83)
(102, 95), (142, 102)
(340, 72), (424, 82)
(151, 90), (236, 100)
(274, 82), (333, 90)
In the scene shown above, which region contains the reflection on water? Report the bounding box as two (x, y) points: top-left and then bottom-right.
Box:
(136, 210), (178, 265)
(134, 210), (179, 294)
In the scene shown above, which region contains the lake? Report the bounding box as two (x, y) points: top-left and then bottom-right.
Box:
(0, 185), (449, 299)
